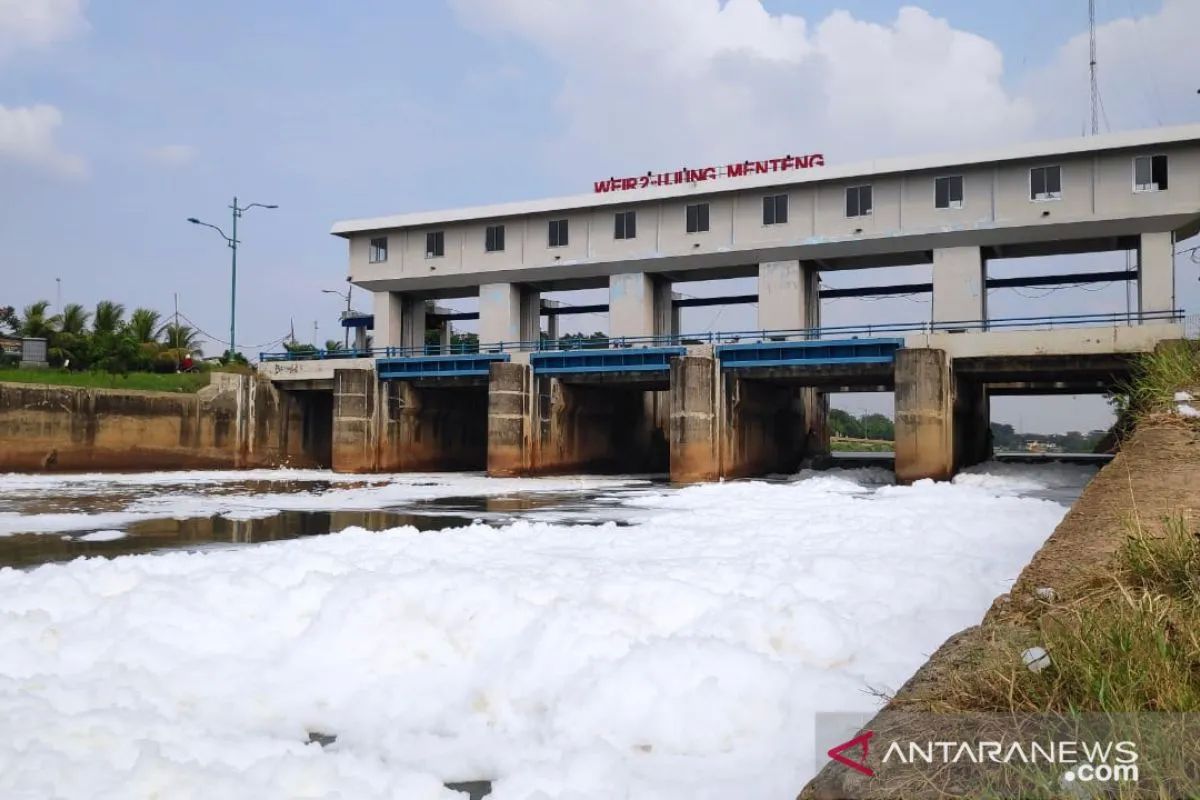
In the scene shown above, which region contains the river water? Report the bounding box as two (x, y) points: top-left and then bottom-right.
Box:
(0, 463), (1094, 799)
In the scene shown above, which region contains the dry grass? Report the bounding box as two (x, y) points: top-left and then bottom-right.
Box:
(1112, 339), (1200, 423)
(937, 513), (1200, 716)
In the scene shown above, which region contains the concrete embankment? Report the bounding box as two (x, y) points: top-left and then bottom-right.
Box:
(800, 418), (1200, 799)
(0, 373), (330, 471)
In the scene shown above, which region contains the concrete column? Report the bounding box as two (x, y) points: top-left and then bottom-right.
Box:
(487, 362), (532, 476)
(610, 273), (672, 338)
(669, 354), (719, 482)
(1138, 232), (1175, 317)
(652, 279), (675, 339)
(932, 246), (985, 326)
(400, 296), (426, 352)
(893, 349), (954, 484)
(757, 260), (819, 333)
(437, 320), (451, 353)
(331, 368), (377, 473)
(372, 291), (404, 349)
(543, 300), (561, 344)
(371, 291), (426, 351)
(480, 283), (540, 348)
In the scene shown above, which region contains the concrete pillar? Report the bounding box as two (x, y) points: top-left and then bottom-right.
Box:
(757, 261), (819, 333)
(487, 362), (532, 476)
(669, 354), (719, 482)
(332, 368), (377, 473)
(438, 320), (451, 354)
(1138, 232), (1175, 317)
(400, 295), (426, 352)
(372, 291), (404, 349)
(370, 291), (426, 352)
(544, 303), (560, 344)
(353, 326), (367, 352)
(480, 283), (540, 348)
(932, 246), (985, 327)
(610, 273), (672, 339)
(893, 349), (953, 484)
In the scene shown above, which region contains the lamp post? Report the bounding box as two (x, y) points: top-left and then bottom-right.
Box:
(187, 197), (277, 360)
(321, 286), (352, 348)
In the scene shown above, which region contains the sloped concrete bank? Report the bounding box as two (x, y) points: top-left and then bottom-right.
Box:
(800, 419), (1200, 799)
(0, 374), (328, 471)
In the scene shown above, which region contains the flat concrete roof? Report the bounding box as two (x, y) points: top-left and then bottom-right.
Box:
(332, 124), (1200, 237)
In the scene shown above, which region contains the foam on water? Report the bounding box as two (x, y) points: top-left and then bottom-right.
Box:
(0, 463), (1089, 799)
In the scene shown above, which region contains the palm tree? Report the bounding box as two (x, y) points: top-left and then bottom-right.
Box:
(323, 339), (343, 351)
(127, 308), (163, 343)
(59, 303), (90, 336)
(18, 301), (58, 338)
(162, 322), (202, 352)
(93, 301), (126, 335)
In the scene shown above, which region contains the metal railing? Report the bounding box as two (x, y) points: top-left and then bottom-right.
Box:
(259, 309), (1184, 363)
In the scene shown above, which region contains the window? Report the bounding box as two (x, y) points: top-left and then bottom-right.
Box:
(614, 210), (637, 240)
(548, 218), (569, 248)
(369, 237), (388, 263)
(485, 224), (505, 252)
(845, 185), (872, 217)
(1029, 166), (1062, 201)
(1133, 155), (1168, 192)
(934, 175), (964, 209)
(685, 202), (710, 233)
(762, 194), (788, 225)
(425, 231), (445, 258)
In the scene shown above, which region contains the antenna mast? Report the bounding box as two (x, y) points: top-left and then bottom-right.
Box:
(1089, 0), (1099, 135)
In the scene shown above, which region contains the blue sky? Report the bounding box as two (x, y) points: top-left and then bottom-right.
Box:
(2, 0), (1197, 431)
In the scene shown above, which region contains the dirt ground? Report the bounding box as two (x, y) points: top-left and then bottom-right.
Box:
(800, 418), (1200, 800)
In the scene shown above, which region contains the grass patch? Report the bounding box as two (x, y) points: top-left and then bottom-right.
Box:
(939, 512), (1200, 715)
(0, 368), (210, 393)
(1113, 339), (1200, 422)
(830, 436), (893, 453)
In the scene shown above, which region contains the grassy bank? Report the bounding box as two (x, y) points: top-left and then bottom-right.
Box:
(830, 436), (893, 453)
(802, 340), (1200, 799)
(0, 368), (211, 393)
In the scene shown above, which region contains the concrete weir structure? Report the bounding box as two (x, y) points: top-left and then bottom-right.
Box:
(274, 125), (1199, 481)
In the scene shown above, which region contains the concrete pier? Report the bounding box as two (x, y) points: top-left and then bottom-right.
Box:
(669, 354), (719, 482)
(333, 367), (488, 472)
(487, 361), (532, 476)
(267, 323), (1181, 483)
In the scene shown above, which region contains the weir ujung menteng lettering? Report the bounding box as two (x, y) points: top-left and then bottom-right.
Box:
(593, 153), (826, 193)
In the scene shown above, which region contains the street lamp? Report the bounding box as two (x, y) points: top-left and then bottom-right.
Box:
(187, 197), (278, 360)
(321, 286), (353, 348)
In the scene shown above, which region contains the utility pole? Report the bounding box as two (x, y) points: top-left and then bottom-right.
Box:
(187, 197), (278, 362)
(1089, 0), (1099, 135)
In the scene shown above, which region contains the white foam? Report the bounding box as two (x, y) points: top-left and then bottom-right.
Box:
(0, 465), (1076, 799)
(0, 472), (649, 536)
(76, 530), (127, 542)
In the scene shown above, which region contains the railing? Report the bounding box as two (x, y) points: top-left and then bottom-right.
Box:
(258, 309), (1184, 362)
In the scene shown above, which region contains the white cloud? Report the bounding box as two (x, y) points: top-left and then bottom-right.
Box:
(0, 0), (87, 57)
(1024, 0), (1200, 136)
(145, 143), (198, 167)
(0, 103), (87, 177)
(449, 0), (1035, 171)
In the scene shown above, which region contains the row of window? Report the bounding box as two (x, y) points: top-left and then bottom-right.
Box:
(365, 156), (1172, 262)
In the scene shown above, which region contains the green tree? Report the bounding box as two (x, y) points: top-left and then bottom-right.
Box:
(93, 301), (126, 335)
(0, 305), (17, 335)
(59, 303), (91, 336)
(18, 301), (59, 338)
(828, 408), (864, 438)
(860, 413), (895, 441)
(323, 339), (343, 351)
(127, 308), (163, 344)
(162, 323), (202, 353)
